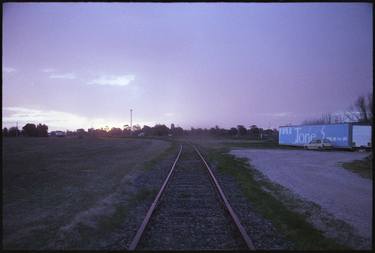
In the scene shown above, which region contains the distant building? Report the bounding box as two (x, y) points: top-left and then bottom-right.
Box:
(49, 130), (66, 137)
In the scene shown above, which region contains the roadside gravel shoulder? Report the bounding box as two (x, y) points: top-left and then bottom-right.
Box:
(230, 148), (372, 250)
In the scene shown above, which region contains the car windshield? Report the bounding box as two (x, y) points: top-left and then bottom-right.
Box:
(323, 139), (331, 143)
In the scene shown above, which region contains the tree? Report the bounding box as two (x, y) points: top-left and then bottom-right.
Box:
(76, 128), (86, 138)
(8, 127), (20, 137)
(88, 128), (95, 137)
(152, 124), (169, 136)
(237, 125), (247, 136)
(248, 125), (260, 139)
(93, 128), (107, 137)
(142, 125), (152, 136)
(345, 94), (373, 124)
(22, 123), (37, 137)
(123, 125), (132, 136)
(209, 126), (218, 136)
(133, 124), (141, 131)
(302, 113), (335, 125)
(170, 124), (183, 136)
(66, 130), (75, 137)
(173, 127), (184, 136)
(228, 127), (238, 136)
(2, 127), (8, 137)
(262, 129), (275, 139)
(132, 124), (142, 135)
(109, 127), (122, 137)
(36, 123), (48, 137)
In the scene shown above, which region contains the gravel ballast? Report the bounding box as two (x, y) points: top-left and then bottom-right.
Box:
(209, 164), (294, 250)
(113, 145), (294, 250)
(138, 146), (248, 250)
(230, 149), (372, 247)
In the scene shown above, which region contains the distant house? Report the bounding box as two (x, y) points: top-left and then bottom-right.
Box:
(49, 130), (66, 137)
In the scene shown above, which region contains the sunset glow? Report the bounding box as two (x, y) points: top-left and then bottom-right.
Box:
(2, 3), (372, 131)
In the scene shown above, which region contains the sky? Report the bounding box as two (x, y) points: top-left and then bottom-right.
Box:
(2, 3), (373, 131)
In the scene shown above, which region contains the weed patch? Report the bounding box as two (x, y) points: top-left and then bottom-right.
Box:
(143, 141), (178, 170)
(340, 154), (372, 179)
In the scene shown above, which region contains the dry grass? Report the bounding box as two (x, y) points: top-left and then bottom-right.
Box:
(2, 137), (171, 250)
(341, 153), (372, 179)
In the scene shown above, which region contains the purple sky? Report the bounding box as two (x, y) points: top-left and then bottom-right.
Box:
(2, 3), (373, 131)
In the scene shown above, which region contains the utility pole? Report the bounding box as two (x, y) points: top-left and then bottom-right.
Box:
(130, 109), (133, 131)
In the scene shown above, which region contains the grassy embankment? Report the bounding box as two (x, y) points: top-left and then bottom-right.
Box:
(341, 153), (372, 179)
(98, 139), (180, 232)
(196, 141), (349, 250)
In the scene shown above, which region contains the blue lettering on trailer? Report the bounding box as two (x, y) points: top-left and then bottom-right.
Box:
(279, 124), (350, 147)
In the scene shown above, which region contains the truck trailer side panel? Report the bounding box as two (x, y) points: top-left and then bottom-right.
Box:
(352, 125), (372, 148)
(279, 124), (351, 148)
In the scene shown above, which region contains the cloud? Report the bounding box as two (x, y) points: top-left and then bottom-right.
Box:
(3, 107), (86, 130)
(2, 106), (154, 131)
(42, 68), (56, 73)
(164, 112), (175, 117)
(3, 67), (16, 73)
(256, 112), (291, 117)
(88, 75), (135, 86)
(49, 73), (76, 79)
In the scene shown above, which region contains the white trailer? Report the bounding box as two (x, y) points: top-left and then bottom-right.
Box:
(352, 125), (372, 148)
(279, 123), (372, 149)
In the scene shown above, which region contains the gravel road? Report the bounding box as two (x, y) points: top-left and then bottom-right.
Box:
(230, 149), (372, 244)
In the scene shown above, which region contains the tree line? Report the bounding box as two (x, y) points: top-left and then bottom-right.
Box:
(188, 125), (278, 140)
(2, 123), (48, 137)
(2, 122), (278, 140)
(302, 93), (373, 125)
(69, 124), (277, 140)
(4, 93), (371, 139)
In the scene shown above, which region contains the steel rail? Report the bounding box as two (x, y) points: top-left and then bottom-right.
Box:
(193, 145), (256, 250)
(128, 145), (183, 251)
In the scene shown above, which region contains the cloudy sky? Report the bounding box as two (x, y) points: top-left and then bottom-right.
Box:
(2, 3), (372, 131)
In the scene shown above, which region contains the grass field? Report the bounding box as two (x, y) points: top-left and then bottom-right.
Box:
(341, 153), (373, 179)
(2, 137), (172, 250)
(177, 136), (301, 150)
(3, 135), (368, 250)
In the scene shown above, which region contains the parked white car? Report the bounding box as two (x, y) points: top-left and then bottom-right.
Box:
(304, 139), (333, 150)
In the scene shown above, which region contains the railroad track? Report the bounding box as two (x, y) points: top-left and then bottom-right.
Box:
(128, 144), (255, 250)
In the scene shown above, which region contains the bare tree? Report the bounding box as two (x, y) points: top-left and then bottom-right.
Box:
(237, 125), (247, 136)
(367, 93), (373, 122)
(302, 113), (334, 125)
(345, 94), (373, 124)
